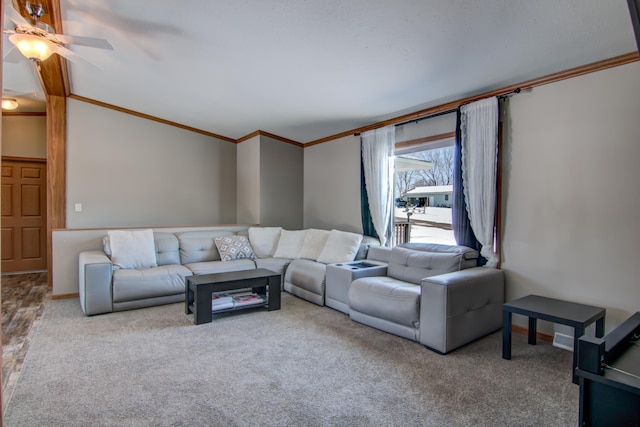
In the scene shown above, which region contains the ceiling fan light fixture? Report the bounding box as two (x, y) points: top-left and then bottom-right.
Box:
(8, 33), (55, 62)
(2, 99), (19, 110)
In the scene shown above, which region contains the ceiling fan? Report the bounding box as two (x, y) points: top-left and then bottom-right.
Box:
(3, 1), (113, 66)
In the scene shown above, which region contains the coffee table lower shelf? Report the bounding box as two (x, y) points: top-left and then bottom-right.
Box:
(185, 268), (281, 325)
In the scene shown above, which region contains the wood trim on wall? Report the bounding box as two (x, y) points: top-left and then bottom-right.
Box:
(242, 130), (304, 147)
(2, 156), (46, 163)
(305, 52), (640, 147)
(51, 293), (79, 300)
(1, 112), (47, 117)
(46, 95), (66, 287)
(512, 324), (554, 343)
(68, 94), (237, 143)
(395, 131), (455, 151)
(236, 130), (261, 143)
(52, 223), (257, 232)
(27, 0), (70, 97)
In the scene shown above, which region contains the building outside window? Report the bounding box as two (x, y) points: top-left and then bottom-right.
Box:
(393, 136), (456, 246)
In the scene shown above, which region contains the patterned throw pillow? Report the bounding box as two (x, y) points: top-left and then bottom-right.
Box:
(214, 235), (256, 261)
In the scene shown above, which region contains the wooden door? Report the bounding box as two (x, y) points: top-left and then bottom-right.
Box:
(1, 158), (47, 272)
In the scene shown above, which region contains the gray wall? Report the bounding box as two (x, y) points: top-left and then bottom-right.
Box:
(304, 135), (362, 233)
(2, 115), (46, 158)
(259, 136), (303, 229)
(303, 61), (640, 332)
(236, 134), (304, 229)
(67, 98), (237, 227)
(501, 60), (640, 331)
(236, 135), (260, 224)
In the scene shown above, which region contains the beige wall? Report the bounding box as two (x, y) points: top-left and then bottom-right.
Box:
(236, 136), (260, 224)
(66, 98), (237, 228)
(1, 115), (46, 158)
(303, 135), (363, 233)
(501, 61), (640, 332)
(302, 61), (640, 333)
(259, 136), (303, 229)
(236, 134), (304, 229)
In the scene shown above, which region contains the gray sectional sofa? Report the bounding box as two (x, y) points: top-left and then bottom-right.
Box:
(79, 227), (504, 354)
(79, 227), (377, 316)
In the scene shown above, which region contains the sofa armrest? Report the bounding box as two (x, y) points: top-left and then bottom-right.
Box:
(418, 267), (504, 354)
(79, 250), (114, 316)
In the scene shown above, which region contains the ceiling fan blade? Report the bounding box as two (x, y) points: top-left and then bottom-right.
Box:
(2, 44), (24, 63)
(51, 44), (102, 69)
(4, 1), (32, 28)
(55, 34), (113, 50)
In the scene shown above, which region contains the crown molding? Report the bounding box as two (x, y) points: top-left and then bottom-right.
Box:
(305, 52), (640, 147)
(237, 130), (303, 147)
(68, 94), (237, 143)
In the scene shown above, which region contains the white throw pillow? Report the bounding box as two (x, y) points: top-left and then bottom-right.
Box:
(298, 229), (331, 261)
(273, 230), (307, 259)
(107, 229), (157, 269)
(316, 229), (363, 264)
(248, 227), (282, 258)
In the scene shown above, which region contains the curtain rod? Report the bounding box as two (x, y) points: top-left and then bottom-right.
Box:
(355, 87), (521, 136)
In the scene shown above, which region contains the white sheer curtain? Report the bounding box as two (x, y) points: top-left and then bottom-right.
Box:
(460, 97), (499, 267)
(361, 125), (395, 246)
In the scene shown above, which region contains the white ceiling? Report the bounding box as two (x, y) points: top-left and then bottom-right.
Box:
(3, 0), (638, 142)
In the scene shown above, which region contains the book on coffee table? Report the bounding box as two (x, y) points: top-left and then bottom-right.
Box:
(212, 292), (234, 311)
(232, 292), (265, 307)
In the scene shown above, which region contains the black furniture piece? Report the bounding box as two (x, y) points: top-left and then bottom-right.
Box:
(502, 294), (605, 384)
(185, 268), (281, 325)
(576, 312), (640, 426)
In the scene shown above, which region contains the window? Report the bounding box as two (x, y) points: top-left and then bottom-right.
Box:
(393, 129), (456, 246)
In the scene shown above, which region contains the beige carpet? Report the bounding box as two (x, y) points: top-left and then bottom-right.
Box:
(4, 293), (578, 426)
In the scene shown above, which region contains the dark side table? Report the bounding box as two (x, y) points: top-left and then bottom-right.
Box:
(502, 294), (605, 384)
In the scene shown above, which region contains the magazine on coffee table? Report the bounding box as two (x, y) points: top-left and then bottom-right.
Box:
(231, 292), (265, 307)
(211, 292), (234, 311)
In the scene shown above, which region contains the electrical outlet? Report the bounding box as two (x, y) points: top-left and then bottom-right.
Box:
(74, 203), (82, 213)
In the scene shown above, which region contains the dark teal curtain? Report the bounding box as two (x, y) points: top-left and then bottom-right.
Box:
(360, 144), (379, 239)
(452, 110), (483, 263)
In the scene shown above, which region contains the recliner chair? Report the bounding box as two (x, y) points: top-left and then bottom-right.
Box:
(348, 243), (505, 354)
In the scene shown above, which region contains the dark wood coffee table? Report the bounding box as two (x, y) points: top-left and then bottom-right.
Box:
(185, 268), (281, 325)
(502, 294), (605, 384)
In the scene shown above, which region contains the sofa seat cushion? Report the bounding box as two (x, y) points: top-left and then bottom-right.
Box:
(254, 258), (291, 279)
(349, 276), (421, 328)
(284, 258), (327, 296)
(184, 259), (256, 275)
(112, 264), (192, 303)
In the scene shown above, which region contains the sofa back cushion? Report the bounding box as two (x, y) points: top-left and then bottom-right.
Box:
(103, 231), (179, 267)
(273, 229), (307, 259)
(317, 229), (363, 264)
(387, 244), (479, 285)
(106, 229), (157, 269)
(177, 231), (235, 264)
(400, 243), (479, 269)
(298, 229), (331, 260)
(154, 232), (180, 266)
(248, 227), (282, 258)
